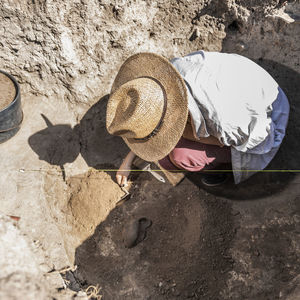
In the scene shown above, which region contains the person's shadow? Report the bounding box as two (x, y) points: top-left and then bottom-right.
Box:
(28, 60), (300, 200)
(28, 95), (128, 181)
(75, 94), (129, 169)
(28, 114), (81, 181)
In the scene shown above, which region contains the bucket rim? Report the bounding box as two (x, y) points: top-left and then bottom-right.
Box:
(0, 69), (21, 114)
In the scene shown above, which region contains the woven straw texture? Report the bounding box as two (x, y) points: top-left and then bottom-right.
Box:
(107, 77), (165, 139)
(107, 52), (188, 162)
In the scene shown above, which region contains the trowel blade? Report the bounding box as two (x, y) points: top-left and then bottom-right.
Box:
(143, 164), (166, 183)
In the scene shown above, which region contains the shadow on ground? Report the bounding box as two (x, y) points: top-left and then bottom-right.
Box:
(72, 172), (300, 300)
(76, 95), (128, 168)
(72, 173), (236, 300)
(28, 95), (128, 182)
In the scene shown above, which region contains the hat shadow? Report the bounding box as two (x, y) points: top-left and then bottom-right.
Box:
(28, 114), (80, 166)
(28, 95), (128, 181)
(77, 95), (128, 169)
(28, 114), (80, 180)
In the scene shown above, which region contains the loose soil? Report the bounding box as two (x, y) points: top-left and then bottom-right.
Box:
(0, 72), (15, 110)
(66, 169), (125, 242)
(72, 173), (235, 300)
(67, 171), (300, 300)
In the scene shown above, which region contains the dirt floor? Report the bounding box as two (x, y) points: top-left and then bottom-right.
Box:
(60, 56), (300, 299)
(1, 1), (300, 299)
(26, 77), (300, 299)
(66, 170), (300, 300)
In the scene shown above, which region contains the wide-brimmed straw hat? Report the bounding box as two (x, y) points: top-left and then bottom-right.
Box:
(106, 52), (188, 162)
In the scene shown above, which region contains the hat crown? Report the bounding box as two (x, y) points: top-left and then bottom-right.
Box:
(106, 77), (165, 139)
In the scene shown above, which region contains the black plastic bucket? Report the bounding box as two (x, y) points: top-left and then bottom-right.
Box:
(0, 70), (23, 143)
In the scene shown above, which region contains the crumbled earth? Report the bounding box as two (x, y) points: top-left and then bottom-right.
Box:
(0, 0), (300, 299)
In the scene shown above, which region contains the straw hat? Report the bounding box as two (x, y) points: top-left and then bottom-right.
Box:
(106, 52), (188, 162)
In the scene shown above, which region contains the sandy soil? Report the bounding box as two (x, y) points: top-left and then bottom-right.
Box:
(70, 171), (300, 300)
(24, 58), (300, 299)
(0, 72), (15, 110)
(67, 169), (125, 242)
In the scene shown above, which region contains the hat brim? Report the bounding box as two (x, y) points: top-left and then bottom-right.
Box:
(110, 52), (188, 162)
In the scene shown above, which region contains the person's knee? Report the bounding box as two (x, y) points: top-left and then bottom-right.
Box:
(169, 148), (206, 171)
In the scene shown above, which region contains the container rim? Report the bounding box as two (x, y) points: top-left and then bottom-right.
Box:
(0, 69), (21, 114)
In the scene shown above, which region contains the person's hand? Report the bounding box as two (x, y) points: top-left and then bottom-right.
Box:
(116, 151), (136, 187)
(116, 160), (131, 187)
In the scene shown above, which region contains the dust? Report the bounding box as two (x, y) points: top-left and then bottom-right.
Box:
(0, 72), (15, 110)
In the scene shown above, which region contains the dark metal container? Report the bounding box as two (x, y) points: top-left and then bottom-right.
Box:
(0, 70), (23, 143)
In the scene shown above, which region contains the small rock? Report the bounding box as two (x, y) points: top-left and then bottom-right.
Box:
(236, 42), (246, 52)
(189, 28), (200, 41)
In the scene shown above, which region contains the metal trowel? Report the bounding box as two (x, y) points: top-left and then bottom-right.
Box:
(133, 157), (166, 183)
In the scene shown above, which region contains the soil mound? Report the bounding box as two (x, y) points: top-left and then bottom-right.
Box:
(67, 169), (124, 241)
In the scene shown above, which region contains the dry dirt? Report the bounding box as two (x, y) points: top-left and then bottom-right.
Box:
(0, 0), (300, 299)
(73, 173), (235, 299)
(71, 172), (300, 300)
(38, 89), (300, 299)
(0, 72), (15, 110)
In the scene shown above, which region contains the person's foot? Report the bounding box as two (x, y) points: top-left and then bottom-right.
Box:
(201, 173), (228, 186)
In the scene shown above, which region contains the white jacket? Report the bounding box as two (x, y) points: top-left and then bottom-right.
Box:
(171, 51), (290, 183)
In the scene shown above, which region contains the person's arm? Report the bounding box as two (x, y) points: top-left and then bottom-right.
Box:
(182, 120), (224, 147)
(198, 135), (224, 147)
(116, 150), (136, 186)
